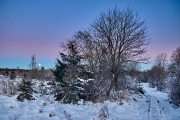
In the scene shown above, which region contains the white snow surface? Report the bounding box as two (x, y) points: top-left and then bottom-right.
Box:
(0, 76), (180, 120)
(149, 96), (161, 120)
(142, 83), (180, 120)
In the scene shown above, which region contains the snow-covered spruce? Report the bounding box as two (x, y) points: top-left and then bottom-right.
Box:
(52, 77), (87, 104)
(17, 78), (35, 102)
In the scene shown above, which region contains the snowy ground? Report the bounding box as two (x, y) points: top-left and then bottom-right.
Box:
(142, 83), (180, 120)
(0, 78), (180, 120)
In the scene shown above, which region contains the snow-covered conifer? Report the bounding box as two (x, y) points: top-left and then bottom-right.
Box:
(17, 74), (35, 101)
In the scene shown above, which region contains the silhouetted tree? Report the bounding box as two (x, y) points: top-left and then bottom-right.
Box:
(29, 54), (37, 70)
(28, 54), (40, 79)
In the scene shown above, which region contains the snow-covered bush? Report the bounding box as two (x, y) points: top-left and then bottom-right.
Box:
(7, 80), (17, 95)
(108, 89), (128, 102)
(0, 80), (8, 94)
(169, 78), (180, 106)
(0, 77), (18, 95)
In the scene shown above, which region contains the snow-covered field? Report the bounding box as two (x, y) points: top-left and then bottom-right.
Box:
(0, 76), (180, 120)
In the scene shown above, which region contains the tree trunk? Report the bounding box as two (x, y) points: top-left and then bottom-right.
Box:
(106, 73), (115, 97)
(114, 73), (118, 91)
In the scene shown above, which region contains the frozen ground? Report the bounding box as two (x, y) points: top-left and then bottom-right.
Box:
(0, 77), (180, 120)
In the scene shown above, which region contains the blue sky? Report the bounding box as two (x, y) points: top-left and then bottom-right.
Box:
(0, 0), (180, 70)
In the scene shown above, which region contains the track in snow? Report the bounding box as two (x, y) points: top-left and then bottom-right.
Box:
(149, 96), (161, 120)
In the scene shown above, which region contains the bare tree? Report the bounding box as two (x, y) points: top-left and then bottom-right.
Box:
(154, 53), (168, 91)
(155, 53), (168, 68)
(147, 65), (164, 88)
(29, 54), (37, 70)
(28, 54), (39, 79)
(75, 6), (149, 96)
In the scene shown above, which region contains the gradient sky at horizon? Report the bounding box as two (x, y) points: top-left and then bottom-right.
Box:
(0, 0), (180, 70)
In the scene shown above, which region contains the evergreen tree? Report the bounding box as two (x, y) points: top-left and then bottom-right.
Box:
(53, 80), (84, 104)
(17, 74), (35, 101)
(51, 58), (67, 82)
(52, 40), (93, 103)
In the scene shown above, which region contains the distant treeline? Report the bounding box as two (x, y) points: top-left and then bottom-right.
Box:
(0, 68), (29, 73)
(0, 68), (29, 71)
(0, 68), (29, 77)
